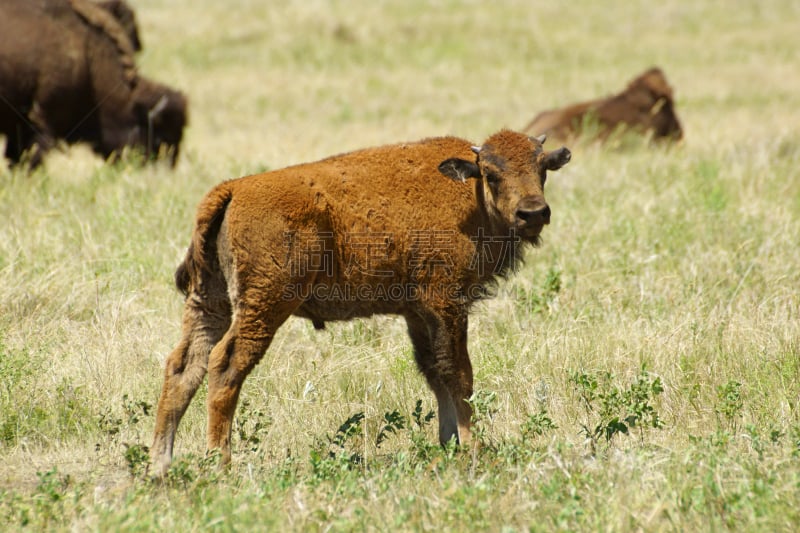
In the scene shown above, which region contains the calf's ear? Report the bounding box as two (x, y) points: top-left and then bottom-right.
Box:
(438, 158), (481, 182)
(542, 147), (572, 171)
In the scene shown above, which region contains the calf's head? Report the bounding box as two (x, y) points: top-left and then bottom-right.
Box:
(438, 130), (571, 244)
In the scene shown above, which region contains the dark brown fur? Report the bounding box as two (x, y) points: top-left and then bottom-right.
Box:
(96, 0), (142, 52)
(523, 68), (683, 143)
(0, 0), (186, 168)
(150, 130), (572, 475)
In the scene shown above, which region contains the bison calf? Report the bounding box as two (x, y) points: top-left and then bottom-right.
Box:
(151, 130), (571, 475)
(523, 67), (683, 143)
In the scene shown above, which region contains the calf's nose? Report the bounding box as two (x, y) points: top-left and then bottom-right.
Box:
(515, 199), (551, 225)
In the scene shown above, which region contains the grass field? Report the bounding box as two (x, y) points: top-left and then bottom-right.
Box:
(2, 0), (800, 530)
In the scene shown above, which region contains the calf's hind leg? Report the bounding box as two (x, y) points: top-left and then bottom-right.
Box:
(151, 298), (230, 477)
(205, 299), (299, 466)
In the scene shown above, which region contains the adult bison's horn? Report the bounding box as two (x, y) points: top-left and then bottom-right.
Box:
(543, 147), (572, 171)
(148, 95), (169, 120)
(144, 95), (170, 161)
(470, 145), (481, 155)
(534, 134), (547, 144)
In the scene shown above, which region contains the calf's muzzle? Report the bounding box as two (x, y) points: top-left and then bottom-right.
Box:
(515, 196), (550, 226)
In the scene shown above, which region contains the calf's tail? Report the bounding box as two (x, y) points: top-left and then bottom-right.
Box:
(175, 182), (233, 297)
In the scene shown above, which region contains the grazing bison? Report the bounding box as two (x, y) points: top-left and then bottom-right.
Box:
(96, 0), (142, 52)
(0, 0), (186, 168)
(523, 67), (683, 143)
(150, 129), (572, 475)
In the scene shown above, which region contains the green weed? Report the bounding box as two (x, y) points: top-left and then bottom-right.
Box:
(569, 368), (664, 451)
(715, 380), (744, 433)
(515, 264), (562, 315)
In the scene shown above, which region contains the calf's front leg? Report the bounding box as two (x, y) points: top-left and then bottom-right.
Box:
(406, 310), (473, 446)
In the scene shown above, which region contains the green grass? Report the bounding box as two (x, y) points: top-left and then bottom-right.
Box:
(2, 0), (800, 530)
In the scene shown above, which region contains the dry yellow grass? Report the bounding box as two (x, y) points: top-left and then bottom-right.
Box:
(1, 0), (799, 530)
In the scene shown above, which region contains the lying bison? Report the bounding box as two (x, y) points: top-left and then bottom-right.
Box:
(150, 129), (572, 475)
(0, 0), (186, 169)
(523, 67), (683, 143)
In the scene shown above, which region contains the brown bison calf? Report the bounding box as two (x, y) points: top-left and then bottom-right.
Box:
(150, 130), (571, 475)
(523, 67), (683, 143)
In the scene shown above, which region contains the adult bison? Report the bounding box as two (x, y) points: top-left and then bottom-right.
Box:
(0, 0), (186, 169)
(523, 67), (683, 143)
(150, 129), (572, 475)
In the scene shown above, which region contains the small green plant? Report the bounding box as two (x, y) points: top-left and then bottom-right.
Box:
(0, 342), (43, 444)
(329, 411), (366, 453)
(569, 368), (664, 452)
(375, 409), (406, 448)
(96, 394), (153, 475)
(97, 394), (152, 442)
(516, 265), (562, 315)
(468, 390), (499, 446)
(35, 468), (72, 503)
(123, 443), (150, 479)
(122, 394), (152, 426)
(32, 468), (81, 528)
(715, 380), (744, 432)
(309, 411), (366, 482)
(408, 399), (438, 461)
(165, 456), (198, 487)
(54, 380), (91, 435)
(165, 449), (222, 488)
(520, 410), (558, 443)
(309, 400), (440, 482)
(411, 399), (436, 429)
(97, 409), (123, 440)
(744, 424), (780, 460)
(234, 397), (273, 453)
(790, 425), (800, 458)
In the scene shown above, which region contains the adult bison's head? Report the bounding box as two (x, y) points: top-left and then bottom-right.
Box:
(626, 67), (683, 141)
(438, 130), (571, 245)
(132, 79), (188, 166)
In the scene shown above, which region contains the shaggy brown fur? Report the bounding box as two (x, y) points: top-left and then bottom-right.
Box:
(95, 0), (142, 52)
(151, 130), (572, 475)
(0, 0), (186, 168)
(523, 67), (683, 143)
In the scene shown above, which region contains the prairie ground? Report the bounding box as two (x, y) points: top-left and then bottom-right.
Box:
(1, 0), (799, 530)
